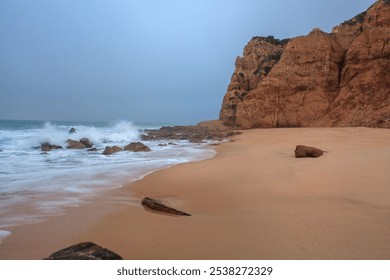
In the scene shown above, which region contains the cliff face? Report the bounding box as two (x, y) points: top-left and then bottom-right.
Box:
(219, 0), (390, 128)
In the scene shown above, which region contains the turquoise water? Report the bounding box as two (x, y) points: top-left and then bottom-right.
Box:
(0, 119), (215, 240)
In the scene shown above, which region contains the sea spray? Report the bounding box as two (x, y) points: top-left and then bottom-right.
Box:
(0, 119), (216, 231)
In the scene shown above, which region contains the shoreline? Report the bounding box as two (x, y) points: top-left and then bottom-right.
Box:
(1, 127), (390, 259)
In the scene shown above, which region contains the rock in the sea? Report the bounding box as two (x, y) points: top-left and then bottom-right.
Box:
(124, 142), (151, 152)
(68, 127), (77, 134)
(141, 197), (191, 216)
(66, 139), (85, 149)
(295, 145), (324, 158)
(219, 0), (390, 128)
(41, 142), (63, 152)
(87, 147), (98, 152)
(44, 242), (123, 260)
(102, 146), (123, 155)
(79, 138), (93, 148)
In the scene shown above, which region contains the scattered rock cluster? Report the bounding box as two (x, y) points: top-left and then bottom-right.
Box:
(140, 120), (236, 143)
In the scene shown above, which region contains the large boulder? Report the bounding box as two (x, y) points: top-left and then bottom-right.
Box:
(124, 142), (151, 152)
(66, 139), (85, 149)
(79, 138), (93, 148)
(41, 142), (62, 152)
(102, 146), (123, 155)
(141, 197), (191, 216)
(44, 242), (123, 260)
(295, 145), (324, 158)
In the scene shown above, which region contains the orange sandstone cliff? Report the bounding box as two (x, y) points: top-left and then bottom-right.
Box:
(219, 0), (390, 128)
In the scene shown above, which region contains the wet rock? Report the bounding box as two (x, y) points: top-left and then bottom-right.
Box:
(102, 146), (123, 155)
(44, 242), (123, 260)
(68, 128), (77, 134)
(66, 139), (85, 149)
(87, 148), (98, 152)
(41, 142), (63, 152)
(141, 197), (191, 216)
(124, 142), (151, 152)
(79, 138), (93, 148)
(295, 145), (324, 158)
(188, 135), (204, 143)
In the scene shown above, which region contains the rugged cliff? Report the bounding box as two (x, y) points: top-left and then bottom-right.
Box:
(219, 0), (390, 128)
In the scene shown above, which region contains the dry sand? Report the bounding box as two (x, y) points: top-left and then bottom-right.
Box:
(1, 127), (389, 259)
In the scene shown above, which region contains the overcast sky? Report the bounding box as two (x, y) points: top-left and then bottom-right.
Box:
(0, 0), (376, 125)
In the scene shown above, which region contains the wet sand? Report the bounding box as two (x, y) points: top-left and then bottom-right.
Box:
(1, 127), (390, 259)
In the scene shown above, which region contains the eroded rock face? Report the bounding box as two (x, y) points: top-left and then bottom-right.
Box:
(219, 36), (288, 127)
(44, 242), (123, 260)
(124, 142), (151, 152)
(219, 0), (390, 128)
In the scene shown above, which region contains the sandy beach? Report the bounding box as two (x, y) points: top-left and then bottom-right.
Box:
(1, 127), (390, 260)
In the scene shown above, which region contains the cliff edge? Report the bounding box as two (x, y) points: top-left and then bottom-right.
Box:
(219, 0), (390, 128)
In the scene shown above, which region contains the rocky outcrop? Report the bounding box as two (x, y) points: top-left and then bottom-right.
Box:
(41, 142), (62, 152)
(219, 0), (390, 128)
(44, 242), (123, 260)
(220, 36), (288, 126)
(124, 142), (151, 152)
(141, 197), (191, 216)
(295, 145), (324, 158)
(141, 120), (232, 142)
(102, 146), (123, 155)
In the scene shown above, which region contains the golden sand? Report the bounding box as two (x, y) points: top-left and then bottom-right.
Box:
(1, 128), (389, 259)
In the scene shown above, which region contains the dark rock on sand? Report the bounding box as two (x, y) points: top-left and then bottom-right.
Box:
(295, 145), (324, 158)
(66, 139), (85, 149)
(44, 242), (123, 260)
(68, 127), (77, 134)
(41, 142), (63, 152)
(102, 146), (123, 155)
(124, 142), (151, 152)
(79, 138), (93, 148)
(141, 197), (191, 216)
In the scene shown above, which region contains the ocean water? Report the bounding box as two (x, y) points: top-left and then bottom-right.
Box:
(0, 119), (216, 242)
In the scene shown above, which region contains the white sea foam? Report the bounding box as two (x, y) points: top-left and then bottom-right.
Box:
(0, 120), (216, 230)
